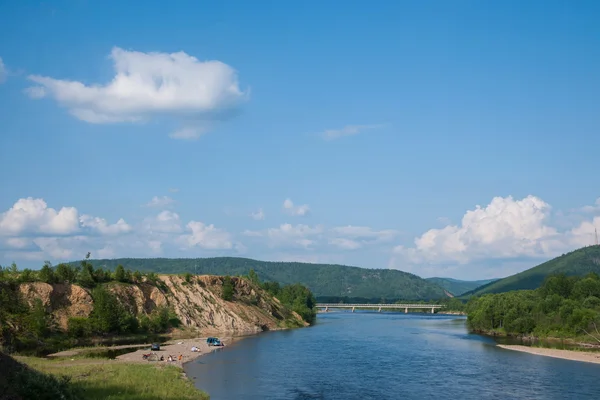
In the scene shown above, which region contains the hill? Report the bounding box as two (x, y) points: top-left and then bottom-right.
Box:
(71, 257), (449, 300)
(425, 277), (498, 296)
(462, 246), (600, 297)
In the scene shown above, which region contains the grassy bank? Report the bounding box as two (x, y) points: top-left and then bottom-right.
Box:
(9, 355), (209, 400)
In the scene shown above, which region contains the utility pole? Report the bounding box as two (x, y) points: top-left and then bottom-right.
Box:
(595, 228), (598, 247)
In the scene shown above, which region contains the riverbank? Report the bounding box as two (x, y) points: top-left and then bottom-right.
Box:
(115, 336), (238, 367)
(12, 354), (209, 399)
(497, 345), (600, 365)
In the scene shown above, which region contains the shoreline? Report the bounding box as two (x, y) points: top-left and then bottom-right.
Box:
(114, 336), (241, 368)
(497, 344), (600, 365)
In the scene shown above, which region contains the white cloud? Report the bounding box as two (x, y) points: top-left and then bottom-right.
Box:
(24, 86), (46, 98)
(145, 196), (175, 208)
(0, 198), (80, 236)
(143, 210), (182, 233)
(282, 198), (310, 216)
(250, 208), (265, 220)
(328, 238), (362, 250)
(581, 198), (600, 213)
(266, 223), (324, 249)
(321, 124), (385, 141)
(80, 215), (132, 235)
(0, 57), (6, 83)
(242, 229), (263, 237)
(179, 221), (233, 250)
(329, 226), (398, 250)
(393, 195), (559, 265)
(25, 47), (248, 138)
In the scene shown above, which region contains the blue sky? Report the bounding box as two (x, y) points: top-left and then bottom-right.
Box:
(1, 0), (599, 279)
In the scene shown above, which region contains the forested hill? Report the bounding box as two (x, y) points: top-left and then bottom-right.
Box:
(462, 246), (600, 297)
(425, 277), (498, 296)
(71, 257), (449, 300)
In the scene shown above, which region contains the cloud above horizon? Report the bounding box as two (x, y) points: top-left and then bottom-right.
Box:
(390, 195), (600, 277)
(24, 47), (248, 139)
(282, 198), (310, 216)
(1, 195), (599, 280)
(145, 196), (175, 208)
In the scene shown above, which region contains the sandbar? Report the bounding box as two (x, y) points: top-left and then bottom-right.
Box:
(497, 344), (600, 365)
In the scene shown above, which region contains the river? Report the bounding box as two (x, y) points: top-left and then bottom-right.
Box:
(185, 312), (600, 399)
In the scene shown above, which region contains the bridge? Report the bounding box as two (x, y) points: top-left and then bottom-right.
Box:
(316, 303), (445, 314)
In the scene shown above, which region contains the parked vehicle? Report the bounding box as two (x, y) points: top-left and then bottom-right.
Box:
(151, 343), (161, 351)
(206, 337), (223, 346)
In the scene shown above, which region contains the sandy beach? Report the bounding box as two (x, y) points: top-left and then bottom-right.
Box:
(115, 337), (236, 367)
(497, 345), (600, 365)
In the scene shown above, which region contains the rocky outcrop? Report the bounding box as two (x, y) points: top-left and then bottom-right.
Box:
(18, 275), (307, 334)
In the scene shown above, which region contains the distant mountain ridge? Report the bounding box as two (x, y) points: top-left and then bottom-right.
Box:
(69, 257), (450, 300)
(461, 246), (600, 297)
(425, 277), (498, 296)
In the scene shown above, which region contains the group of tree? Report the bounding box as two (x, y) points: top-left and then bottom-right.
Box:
(466, 273), (600, 342)
(0, 257), (180, 354)
(67, 256), (448, 300)
(0, 255), (155, 289)
(242, 269), (317, 324)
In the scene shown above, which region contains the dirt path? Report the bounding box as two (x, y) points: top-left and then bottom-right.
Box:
(48, 343), (150, 358)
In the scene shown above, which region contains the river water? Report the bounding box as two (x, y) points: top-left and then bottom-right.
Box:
(185, 312), (600, 399)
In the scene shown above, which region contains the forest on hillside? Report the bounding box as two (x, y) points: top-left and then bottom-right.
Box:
(74, 257), (448, 300)
(466, 273), (600, 342)
(0, 259), (316, 354)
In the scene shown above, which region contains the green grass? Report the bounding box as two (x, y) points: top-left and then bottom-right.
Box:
(15, 356), (209, 400)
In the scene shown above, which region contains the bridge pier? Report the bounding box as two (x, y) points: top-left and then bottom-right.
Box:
(378, 307), (381, 312)
(325, 306), (328, 312)
(405, 307), (408, 314)
(431, 307), (435, 314)
(352, 307), (355, 313)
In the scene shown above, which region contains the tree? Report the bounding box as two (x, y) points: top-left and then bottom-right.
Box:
(27, 299), (50, 338)
(133, 270), (143, 283)
(221, 276), (234, 301)
(247, 269), (259, 285)
(55, 264), (77, 283)
(38, 263), (56, 284)
(114, 265), (126, 282)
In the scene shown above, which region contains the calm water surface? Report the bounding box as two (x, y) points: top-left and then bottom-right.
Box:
(185, 312), (600, 399)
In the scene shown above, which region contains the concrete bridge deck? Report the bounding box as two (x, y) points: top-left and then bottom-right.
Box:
(316, 303), (445, 313)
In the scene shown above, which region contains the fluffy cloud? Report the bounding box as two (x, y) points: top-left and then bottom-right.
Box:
(321, 124), (385, 140)
(581, 198), (600, 213)
(265, 223), (324, 249)
(282, 198), (310, 216)
(179, 221), (233, 250)
(145, 196), (175, 208)
(0, 57), (7, 83)
(143, 210), (183, 234)
(244, 223), (397, 252)
(250, 208), (265, 220)
(80, 215), (132, 235)
(25, 47), (248, 139)
(394, 195), (560, 264)
(0, 198), (80, 236)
